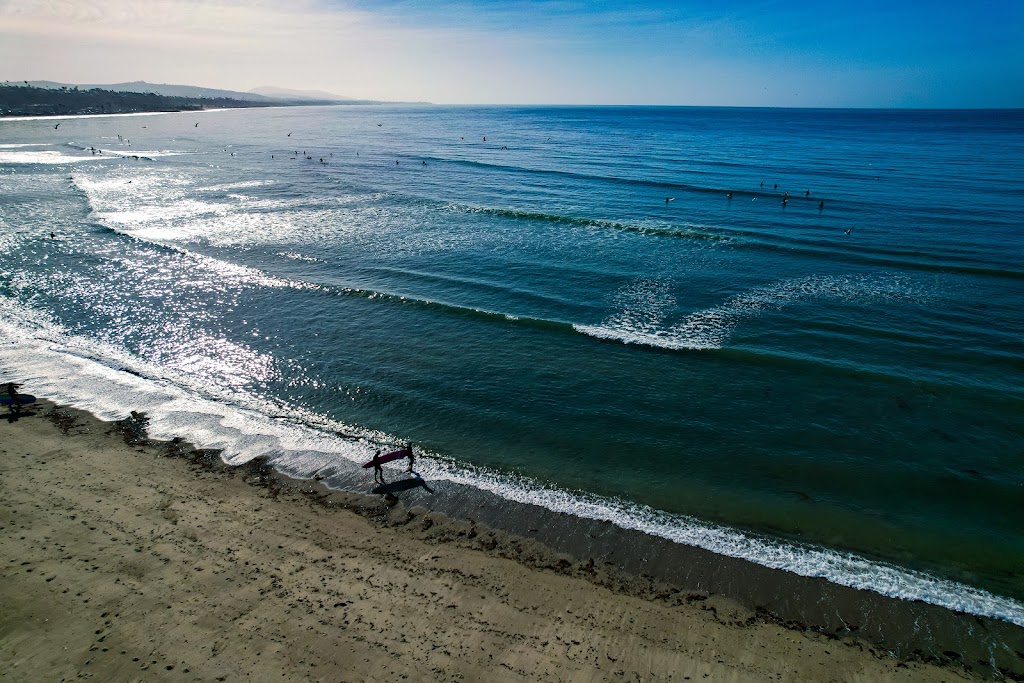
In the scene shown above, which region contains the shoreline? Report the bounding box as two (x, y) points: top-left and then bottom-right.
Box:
(0, 111), (176, 122)
(283, 429), (1024, 677)
(0, 102), (392, 122)
(0, 107), (271, 123)
(0, 395), (1008, 680)
(4, 312), (1020, 633)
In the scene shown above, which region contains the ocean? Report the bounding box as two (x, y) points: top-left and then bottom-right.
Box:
(1, 105), (1022, 638)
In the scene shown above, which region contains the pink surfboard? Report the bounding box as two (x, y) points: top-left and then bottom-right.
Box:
(362, 448), (410, 468)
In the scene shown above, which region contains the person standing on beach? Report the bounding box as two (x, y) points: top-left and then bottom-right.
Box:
(372, 450), (385, 485)
(4, 382), (24, 414)
(406, 442), (415, 473)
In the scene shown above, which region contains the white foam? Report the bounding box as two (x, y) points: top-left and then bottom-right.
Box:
(598, 278), (677, 338)
(276, 251), (323, 263)
(421, 462), (1024, 627)
(71, 171), (350, 248)
(0, 150), (97, 165)
(0, 297), (1021, 628)
(203, 180), (276, 192)
(16, 175), (319, 294)
(111, 150), (188, 159)
(0, 298), (380, 464)
(576, 274), (925, 350)
(72, 172), (221, 235)
(0, 111), (170, 123)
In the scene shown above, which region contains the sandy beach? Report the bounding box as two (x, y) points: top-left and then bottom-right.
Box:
(0, 399), (976, 681)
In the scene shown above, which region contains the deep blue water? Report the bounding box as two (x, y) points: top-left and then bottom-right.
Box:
(1, 105), (1022, 623)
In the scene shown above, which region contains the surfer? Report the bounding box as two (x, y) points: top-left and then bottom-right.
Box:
(406, 443), (415, 473)
(372, 450), (385, 484)
(5, 382), (23, 414)
(819, 200), (825, 210)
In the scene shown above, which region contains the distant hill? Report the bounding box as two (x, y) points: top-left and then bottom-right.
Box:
(249, 86), (350, 102)
(1, 83), (277, 117)
(24, 80), (276, 102)
(3, 80), (421, 113)
(96, 81), (279, 102)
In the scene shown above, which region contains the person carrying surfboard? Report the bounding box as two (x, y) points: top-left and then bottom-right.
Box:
(372, 450), (385, 485)
(4, 382), (26, 414)
(5, 382), (19, 406)
(406, 442), (415, 473)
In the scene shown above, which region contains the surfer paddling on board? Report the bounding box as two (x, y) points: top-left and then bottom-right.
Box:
(372, 450), (385, 485)
(406, 442), (415, 473)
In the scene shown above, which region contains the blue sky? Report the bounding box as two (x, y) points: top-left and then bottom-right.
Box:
(1, 0), (1021, 107)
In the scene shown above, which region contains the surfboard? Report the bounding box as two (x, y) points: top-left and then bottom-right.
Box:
(362, 448), (410, 468)
(0, 393), (37, 406)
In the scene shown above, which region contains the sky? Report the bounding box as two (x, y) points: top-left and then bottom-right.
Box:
(1, 0), (1022, 107)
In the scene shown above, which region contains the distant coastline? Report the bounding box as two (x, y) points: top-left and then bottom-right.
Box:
(0, 83), (392, 118)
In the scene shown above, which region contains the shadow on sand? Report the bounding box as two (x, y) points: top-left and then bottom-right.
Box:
(5, 406), (38, 423)
(371, 473), (435, 496)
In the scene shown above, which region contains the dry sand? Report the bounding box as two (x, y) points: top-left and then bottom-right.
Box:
(0, 401), (973, 681)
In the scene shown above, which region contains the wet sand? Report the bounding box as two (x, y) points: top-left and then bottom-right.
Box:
(0, 400), (977, 681)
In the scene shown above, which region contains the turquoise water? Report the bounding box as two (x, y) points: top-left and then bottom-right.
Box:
(1, 105), (1022, 622)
